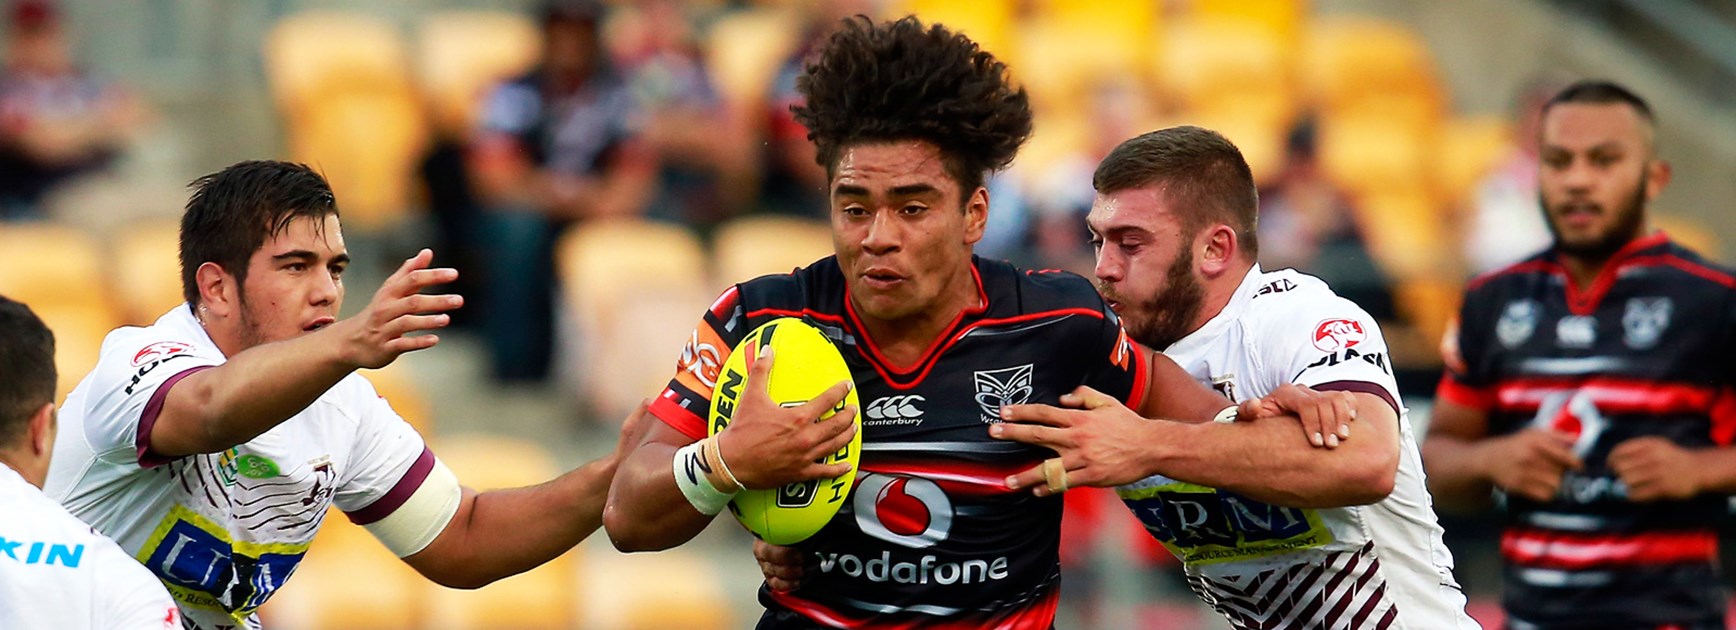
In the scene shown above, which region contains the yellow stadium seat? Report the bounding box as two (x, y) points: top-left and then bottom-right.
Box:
(1171, 110), (1287, 187)
(556, 219), (710, 421)
(0, 223), (108, 310)
(262, 511), (424, 630)
(1319, 114), (1439, 199)
(889, 0), (1019, 64)
(110, 219), (185, 326)
(1351, 189), (1456, 282)
(580, 550), (733, 630)
(361, 362), (434, 436)
(1014, 1), (1159, 114)
(31, 302), (121, 399)
(713, 215), (833, 289)
(266, 11), (428, 232)
(1301, 17), (1446, 118)
(424, 434), (576, 630)
(1191, 0), (1308, 44)
(704, 8), (801, 110)
(1437, 115), (1515, 207)
(1393, 277), (1462, 355)
(416, 11), (541, 137)
(1160, 17), (1296, 131)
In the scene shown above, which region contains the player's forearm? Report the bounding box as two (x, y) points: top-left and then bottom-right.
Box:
(1418, 436), (1496, 512)
(1689, 448), (1736, 495)
(154, 329), (356, 456)
(602, 443), (715, 552)
(1143, 402), (1399, 508)
(419, 456), (621, 588)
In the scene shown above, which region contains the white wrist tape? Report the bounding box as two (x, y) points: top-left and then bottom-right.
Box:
(364, 457), (462, 557)
(674, 441), (736, 515)
(1213, 405), (1239, 424)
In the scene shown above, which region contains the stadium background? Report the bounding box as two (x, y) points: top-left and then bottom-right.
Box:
(0, 0), (1733, 627)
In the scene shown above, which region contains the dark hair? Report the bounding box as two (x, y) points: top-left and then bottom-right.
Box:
(0, 295), (55, 445)
(1093, 126), (1260, 258)
(180, 161), (338, 306)
(1542, 80), (1656, 127)
(793, 15), (1032, 195)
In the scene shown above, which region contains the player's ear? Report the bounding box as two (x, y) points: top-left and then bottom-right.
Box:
(1198, 223), (1237, 278)
(28, 402), (54, 458)
(962, 186), (989, 246)
(1644, 158), (1672, 201)
(196, 261), (237, 318)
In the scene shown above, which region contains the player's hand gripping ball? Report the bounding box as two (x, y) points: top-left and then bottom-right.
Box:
(709, 317), (862, 544)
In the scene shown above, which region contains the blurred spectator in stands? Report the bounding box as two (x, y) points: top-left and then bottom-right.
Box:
(1461, 80), (1558, 273)
(610, 0), (754, 231)
(1020, 79), (1158, 275)
(756, 0), (870, 219)
(466, 0), (656, 382)
(1257, 117), (1397, 320)
(0, 0), (145, 221)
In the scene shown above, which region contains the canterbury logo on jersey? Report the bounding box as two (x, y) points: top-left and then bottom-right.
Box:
(865, 395), (925, 425)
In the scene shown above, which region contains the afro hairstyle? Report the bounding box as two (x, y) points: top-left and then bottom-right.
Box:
(792, 15), (1033, 195)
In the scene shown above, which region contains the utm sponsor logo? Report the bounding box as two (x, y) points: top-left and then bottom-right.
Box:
(864, 395), (925, 426)
(1117, 482), (1331, 565)
(974, 364), (1033, 422)
(136, 505), (308, 620)
(1311, 319), (1366, 352)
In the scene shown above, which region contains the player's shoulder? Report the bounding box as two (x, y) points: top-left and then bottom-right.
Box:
(985, 258), (1109, 315)
(1241, 268), (1381, 344)
(729, 255), (845, 317)
(1464, 249), (1557, 296)
(1648, 237), (1736, 290)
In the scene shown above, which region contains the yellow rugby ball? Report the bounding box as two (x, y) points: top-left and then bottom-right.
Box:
(708, 317), (861, 545)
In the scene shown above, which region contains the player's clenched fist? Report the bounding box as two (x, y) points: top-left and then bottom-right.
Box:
(1482, 428), (1582, 502)
(715, 347), (858, 489)
(331, 248), (462, 369)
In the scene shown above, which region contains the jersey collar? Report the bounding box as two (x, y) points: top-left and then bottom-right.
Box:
(1164, 264), (1264, 356)
(166, 303), (227, 359)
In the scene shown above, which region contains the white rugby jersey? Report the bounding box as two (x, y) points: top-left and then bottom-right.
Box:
(1117, 266), (1476, 629)
(0, 462), (179, 630)
(44, 306), (441, 630)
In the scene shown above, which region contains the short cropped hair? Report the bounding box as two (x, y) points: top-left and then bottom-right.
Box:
(0, 295), (55, 445)
(793, 15), (1033, 195)
(1093, 126), (1260, 258)
(180, 161), (338, 307)
(1542, 80), (1655, 126)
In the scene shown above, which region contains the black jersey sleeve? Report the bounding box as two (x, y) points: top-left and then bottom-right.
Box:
(1436, 282), (1498, 412)
(649, 284), (752, 441)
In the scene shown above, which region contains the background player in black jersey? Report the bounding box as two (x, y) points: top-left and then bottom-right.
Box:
(604, 16), (1346, 629)
(1425, 81), (1736, 629)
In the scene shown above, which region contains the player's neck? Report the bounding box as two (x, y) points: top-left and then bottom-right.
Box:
(1559, 251), (1615, 291)
(0, 451), (45, 488)
(1191, 261), (1255, 336)
(858, 269), (981, 367)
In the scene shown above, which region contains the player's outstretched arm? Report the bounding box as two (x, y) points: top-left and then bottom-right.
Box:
(997, 381), (1398, 508)
(399, 400), (653, 589)
(150, 250), (460, 458)
(603, 349), (857, 552)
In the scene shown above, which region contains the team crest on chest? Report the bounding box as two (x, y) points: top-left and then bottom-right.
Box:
(1497, 300), (1540, 349)
(1622, 297), (1672, 349)
(974, 364), (1033, 423)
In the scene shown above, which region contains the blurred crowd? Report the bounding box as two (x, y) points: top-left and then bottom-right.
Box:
(5, 0), (1722, 399)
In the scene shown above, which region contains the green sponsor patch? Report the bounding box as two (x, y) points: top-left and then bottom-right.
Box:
(236, 454), (281, 479)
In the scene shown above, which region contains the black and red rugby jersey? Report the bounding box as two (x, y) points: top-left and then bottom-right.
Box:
(1438, 233), (1736, 628)
(651, 256), (1149, 629)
